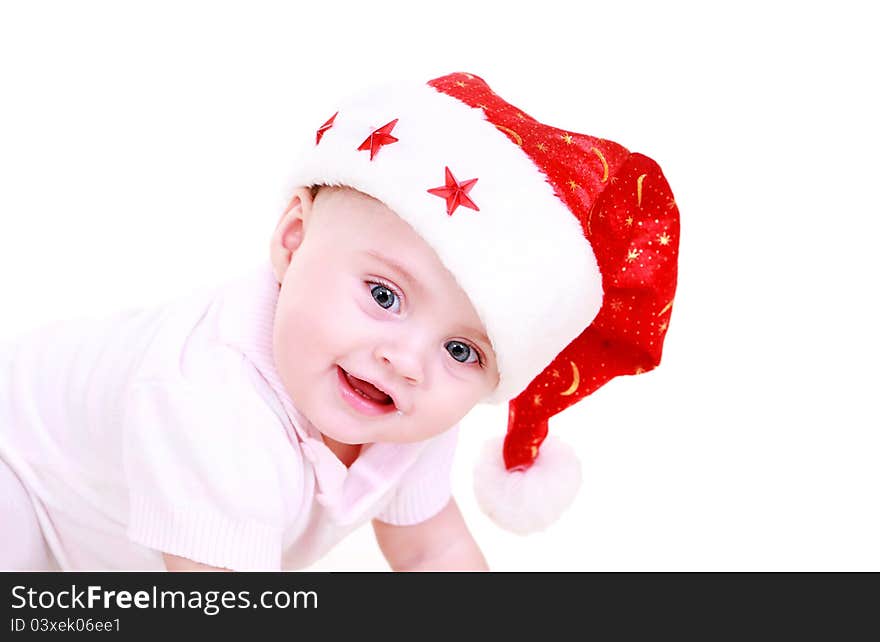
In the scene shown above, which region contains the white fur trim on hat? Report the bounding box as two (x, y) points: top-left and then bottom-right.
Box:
(286, 79), (603, 405)
(473, 435), (582, 534)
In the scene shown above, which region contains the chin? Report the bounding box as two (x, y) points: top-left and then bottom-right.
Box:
(328, 433), (367, 447)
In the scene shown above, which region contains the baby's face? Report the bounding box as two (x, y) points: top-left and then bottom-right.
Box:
(270, 186), (499, 445)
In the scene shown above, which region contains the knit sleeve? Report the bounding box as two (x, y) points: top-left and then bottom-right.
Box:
(373, 424), (459, 526)
(121, 352), (291, 571)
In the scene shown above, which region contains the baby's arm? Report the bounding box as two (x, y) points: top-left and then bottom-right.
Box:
(372, 497), (488, 571)
(162, 553), (230, 572)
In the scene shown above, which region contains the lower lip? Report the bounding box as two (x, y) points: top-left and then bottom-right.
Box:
(336, 366), (397, 416)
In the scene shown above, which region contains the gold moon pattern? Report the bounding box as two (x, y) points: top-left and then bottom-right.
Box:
(559, 361), (580, 396)
(592, 147), (609, 183)
(495, 124), (523, 146)
(637, 173), (647, 208)
(636, 174), (647, 207)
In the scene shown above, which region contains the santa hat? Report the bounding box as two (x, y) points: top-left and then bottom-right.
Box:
(286, 71), (679, 534)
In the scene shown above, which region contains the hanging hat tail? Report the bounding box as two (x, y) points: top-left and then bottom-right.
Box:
(475, 152), (680, 534)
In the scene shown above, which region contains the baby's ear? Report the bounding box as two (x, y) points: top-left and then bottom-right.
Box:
(269, 187), (314, 283)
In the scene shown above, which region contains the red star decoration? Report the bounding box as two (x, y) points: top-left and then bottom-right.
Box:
(316, 111), (338, 145)
(427, 167), (480, 216)
(357, 119), (399, 160)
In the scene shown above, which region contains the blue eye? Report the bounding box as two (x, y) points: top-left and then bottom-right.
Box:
(445, 340), (481, 366)
(370, 282), (401, 313)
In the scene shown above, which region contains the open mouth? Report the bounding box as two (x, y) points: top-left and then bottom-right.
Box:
(337, 366), (397, 416)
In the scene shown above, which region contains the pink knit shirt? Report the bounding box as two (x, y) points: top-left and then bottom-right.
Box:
(0, 263), (458, 570)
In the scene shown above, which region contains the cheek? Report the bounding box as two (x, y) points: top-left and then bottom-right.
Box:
(411, 391), (477, 440)
(274, 275), (366, 358)
(272, 308), (308, 382)
(432, 374), (482, 412)
(273, 283), (327, 370)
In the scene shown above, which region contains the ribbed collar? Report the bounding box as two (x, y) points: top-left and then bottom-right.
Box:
(214, 261), (425, 525)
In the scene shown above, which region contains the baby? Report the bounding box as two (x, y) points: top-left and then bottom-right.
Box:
(0, 72), (679, 571)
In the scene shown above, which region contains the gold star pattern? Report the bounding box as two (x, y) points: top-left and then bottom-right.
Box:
(659, 321), (668, 332)
(658, 232), (671, 246)
(609, 299), (623, 312)
(634, 366), (645, 375)
(536, 142), (547, 152)
(551, 369), (561, 379)
(533, 394), (542, 407)
(477, 103), (487, 110)
(455, 81), (466, 87)
(516, 112), (525, 120)
(626, 248), (641, 262)
(567, 179), (580, 191)
(625, 216), (634, 226)
(561, 133), (573, 144)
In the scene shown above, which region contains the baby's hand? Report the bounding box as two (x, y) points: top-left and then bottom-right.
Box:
(372, 497), (488, 571)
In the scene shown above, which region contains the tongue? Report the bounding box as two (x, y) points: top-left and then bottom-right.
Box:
(348, 373), (391, 404)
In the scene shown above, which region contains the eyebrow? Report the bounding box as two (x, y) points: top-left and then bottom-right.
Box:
(362, 249), (493, 349)
(363, 249), (422, 292)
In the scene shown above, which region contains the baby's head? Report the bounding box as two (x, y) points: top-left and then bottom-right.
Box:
(269, 71), (679, 533)
(269, 183), (499, 446)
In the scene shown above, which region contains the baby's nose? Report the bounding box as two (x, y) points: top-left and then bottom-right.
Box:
(375, 344), (423, 385)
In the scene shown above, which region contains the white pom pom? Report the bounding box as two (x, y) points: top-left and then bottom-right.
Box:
(473, 435), (582, 535)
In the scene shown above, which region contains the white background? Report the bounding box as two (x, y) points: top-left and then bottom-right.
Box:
(1, 1), (877, 571)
